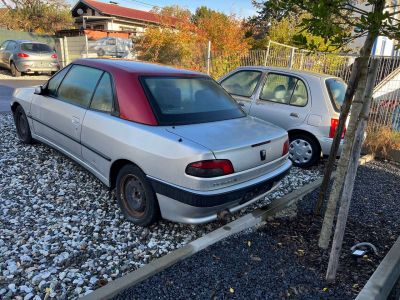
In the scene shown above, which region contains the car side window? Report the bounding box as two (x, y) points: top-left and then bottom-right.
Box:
(0, 41), (8, 51)
(260, 73), (308, 106)
(221, 70), (262, 97)
(57, 65), (103, 108)
(47, 66), (71, 97)
(90, 72), (114, 112)
(5, 41), (16, 51)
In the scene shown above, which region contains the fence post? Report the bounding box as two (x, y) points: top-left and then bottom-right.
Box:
(206, 40), (211, 75)
(85, 34), (89, 58)
(264, 40), (271, 66)
(299, 50), (304, 70)
(63, 36), (69, 65)
(288, 47), (295, 68)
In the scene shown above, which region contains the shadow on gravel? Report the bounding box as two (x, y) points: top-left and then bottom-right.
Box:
(114, 161), (400, 300)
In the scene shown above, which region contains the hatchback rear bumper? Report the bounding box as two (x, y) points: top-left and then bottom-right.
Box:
(15, 60), (59, 73)
(150, 159), (292, 224)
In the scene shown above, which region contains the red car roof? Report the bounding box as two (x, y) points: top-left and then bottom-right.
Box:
(73, 59), (206, 125)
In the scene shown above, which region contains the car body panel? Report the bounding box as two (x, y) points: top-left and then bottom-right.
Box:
(10, 59), (292, 224)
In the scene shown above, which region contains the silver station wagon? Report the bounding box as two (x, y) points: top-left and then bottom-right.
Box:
(219, 67), (348, 167)
(11, 59), (291, 226)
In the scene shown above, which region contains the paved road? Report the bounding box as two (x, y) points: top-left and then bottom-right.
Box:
(0, 80), (46, 113)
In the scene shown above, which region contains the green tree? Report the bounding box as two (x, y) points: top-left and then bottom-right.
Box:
(258, 0), (400, 282)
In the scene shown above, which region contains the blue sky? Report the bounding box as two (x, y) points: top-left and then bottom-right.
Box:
(74, 0), (257, 18)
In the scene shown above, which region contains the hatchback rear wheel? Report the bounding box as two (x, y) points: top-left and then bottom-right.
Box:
(289, 134), (320, 168)
(13, 105), (33, 144)
(10, 62), (22, 77)
(116, 164), (160, 226)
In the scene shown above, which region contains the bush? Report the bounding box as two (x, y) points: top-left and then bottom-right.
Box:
(364, 126), (400, 158)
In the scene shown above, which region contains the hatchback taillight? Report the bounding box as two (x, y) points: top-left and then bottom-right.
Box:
(51, 53), (58, 59)
(17, 53), (29, 58)
(282, 139), (289, 156)
(329, 118), (346, 139)
(185, 159), (234, 178)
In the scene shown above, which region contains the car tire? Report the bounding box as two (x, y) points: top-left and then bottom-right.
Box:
(10, 62), (22, 77)
(116, 164), (160, 226)
(289, 133), (320, 168)
(13, 105), (33, 144)
(97, 49), (105, 57)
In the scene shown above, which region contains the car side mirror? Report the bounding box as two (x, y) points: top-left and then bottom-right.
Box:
(34, 86), (44, 95)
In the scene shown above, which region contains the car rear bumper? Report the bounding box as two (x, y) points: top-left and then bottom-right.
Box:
(15, 60), (59, 73)
(149, 159), (292, 224)
(319, 137), (344, 156)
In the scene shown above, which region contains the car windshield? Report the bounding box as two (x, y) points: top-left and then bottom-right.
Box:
(21, 43), (52, 53)
(326, 78), (347, 111)
(141, 76), (245, 125)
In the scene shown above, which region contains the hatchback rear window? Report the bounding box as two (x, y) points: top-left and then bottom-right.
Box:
(21, 43), (52, 53)
(326, 78), (347, 111)
(141, 76), (245, 125)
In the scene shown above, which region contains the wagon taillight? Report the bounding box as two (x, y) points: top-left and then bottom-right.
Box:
(17, 53), (29, 58)
(282, 139), (289, 156)
(185, 159), (234, 178)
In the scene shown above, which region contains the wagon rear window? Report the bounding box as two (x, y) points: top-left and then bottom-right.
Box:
(21, 43), (52, 53)
(326, 78), (347, 111)
(141, 77), (245, 125)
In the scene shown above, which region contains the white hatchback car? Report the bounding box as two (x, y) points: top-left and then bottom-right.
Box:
(219, 67), (347, 167)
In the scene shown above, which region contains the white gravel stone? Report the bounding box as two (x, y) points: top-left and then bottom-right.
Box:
(0, 113), (322, 299)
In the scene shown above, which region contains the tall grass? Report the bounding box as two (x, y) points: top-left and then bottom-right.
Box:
(364, 126), (400, 158)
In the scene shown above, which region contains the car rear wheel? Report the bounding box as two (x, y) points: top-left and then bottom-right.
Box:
(10, 62), (22, 77)
(116, 164), (160, 226)
(97, 49), (105, 57)
(289, 133), (320, 168)
(13, 105), (33, 144)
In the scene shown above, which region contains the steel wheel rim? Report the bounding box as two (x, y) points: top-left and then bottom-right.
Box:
(289, 139), (313, 164)
(120, 174), (146, 217)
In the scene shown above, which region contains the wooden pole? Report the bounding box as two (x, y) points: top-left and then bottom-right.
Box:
(325, 58), (379, 282)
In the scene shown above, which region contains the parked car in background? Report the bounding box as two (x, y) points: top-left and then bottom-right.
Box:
(11, 59), (291, 226)
(0, 40), (59, 77)
(219, 66), (348, 167)
(89, 37), (133, 58)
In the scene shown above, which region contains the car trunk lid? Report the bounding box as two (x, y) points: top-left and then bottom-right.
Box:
(166, 116), (288, 172)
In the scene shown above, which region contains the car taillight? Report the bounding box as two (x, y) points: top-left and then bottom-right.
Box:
(17, 53), (29, 58)
(329, 118), (346, 139)
(185, 159), (234, 178)
(282, 139), (289, 156)
(51, 53), (58, 59)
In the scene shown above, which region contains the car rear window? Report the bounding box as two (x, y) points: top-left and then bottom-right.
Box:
(326, 78), (347, 111)
(141, 76), (245, 125)
(21, 43), (52, 53)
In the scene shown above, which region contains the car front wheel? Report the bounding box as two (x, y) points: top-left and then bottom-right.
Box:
(116, 164), (160, 226)
(289, 134), (320, 168)
(13, 105), (33, 144)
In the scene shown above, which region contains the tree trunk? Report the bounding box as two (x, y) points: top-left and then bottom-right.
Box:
(317, 0), (385, 248)
(325, 58), (379, 282)
(314, 57), (362, 215)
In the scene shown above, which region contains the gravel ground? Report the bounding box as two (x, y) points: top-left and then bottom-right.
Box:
(116, 160), (400, 300)
(0, 112), (323, 300)
(0, 69), (50, 80)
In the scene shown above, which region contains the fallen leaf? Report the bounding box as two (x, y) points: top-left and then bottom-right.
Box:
(322, 287), (329, 292)
(250, 254), (262, 262)
(247, 241), (252, 247)
(229, 287), (235, 293)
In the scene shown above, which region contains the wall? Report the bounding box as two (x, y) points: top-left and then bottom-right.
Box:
(0, 29), (55, 47)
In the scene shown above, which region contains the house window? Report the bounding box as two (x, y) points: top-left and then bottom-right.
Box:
(94, 24), (104, 30)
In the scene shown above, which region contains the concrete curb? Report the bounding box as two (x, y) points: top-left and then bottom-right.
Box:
(356, 236), (400, 300)
(81, 154), (374, 300)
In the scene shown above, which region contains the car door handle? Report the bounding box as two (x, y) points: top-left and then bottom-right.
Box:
(290, 112), (299, 118)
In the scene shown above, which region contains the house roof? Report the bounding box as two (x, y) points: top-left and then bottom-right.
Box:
(77, 0), (176, 25)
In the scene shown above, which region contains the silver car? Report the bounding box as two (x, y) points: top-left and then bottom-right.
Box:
(11, 59), (291, 226)
(0, 40), (60, 77)
(219, 67), (348, 167)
